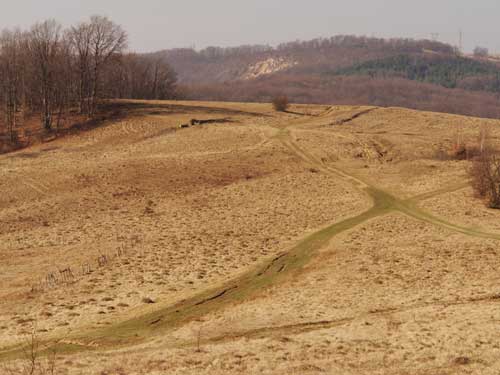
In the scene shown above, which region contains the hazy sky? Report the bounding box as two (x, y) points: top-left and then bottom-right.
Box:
(1, 0), (499, 53)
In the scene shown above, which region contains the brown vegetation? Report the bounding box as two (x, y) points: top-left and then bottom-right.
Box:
(272, 95), (289, 112)
(1, 324), (60, 375)
(0, 101), (498, 374)
(445, 127), (500, 209)
(470, 150), (500, 208)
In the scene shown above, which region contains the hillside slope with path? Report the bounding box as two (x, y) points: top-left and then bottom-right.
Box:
(2, 100), (500, 374)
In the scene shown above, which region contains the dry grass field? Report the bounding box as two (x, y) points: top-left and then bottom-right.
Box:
(1, 100), (500, 374)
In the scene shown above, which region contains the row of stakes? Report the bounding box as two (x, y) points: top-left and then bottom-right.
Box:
(30, 246), (128, 294)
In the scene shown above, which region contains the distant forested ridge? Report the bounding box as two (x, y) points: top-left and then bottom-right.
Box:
(334, 54), (500, 93)
(158, 35), (500, 119)
(160, 36), (455, 84)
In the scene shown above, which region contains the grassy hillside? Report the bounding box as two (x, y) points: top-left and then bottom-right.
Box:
(3, 100), (500, 374)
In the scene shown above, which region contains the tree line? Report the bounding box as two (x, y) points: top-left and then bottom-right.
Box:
(0, 16), (177, 143)
(165, 35), (454, 63)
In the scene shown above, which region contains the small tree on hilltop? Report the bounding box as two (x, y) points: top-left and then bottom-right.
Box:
(473, 46), (489, 58)
(272, 94), (289, 112)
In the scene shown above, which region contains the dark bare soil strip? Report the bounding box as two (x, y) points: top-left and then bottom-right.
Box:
(332, 108), (378, 125)
(194, 286), (238, 306)
(257, 253), (288, 276)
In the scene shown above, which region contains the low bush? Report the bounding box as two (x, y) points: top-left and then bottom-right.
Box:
(272, 95), (289, 112)
(469, 150), (500, 208)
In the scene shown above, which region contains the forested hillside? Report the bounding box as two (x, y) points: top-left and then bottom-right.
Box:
(161, 36), (454, 83)
(160, 35), (500, 119)
(334, 54), (500, 93)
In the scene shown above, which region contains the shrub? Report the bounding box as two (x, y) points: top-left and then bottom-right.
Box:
(447, 128), (489, 161)
(448, 140), (468, 160)
(272, 95), (289, 112)
(447, 127), (500, 209)
(469, 150), (500, 208)
(1, 323), (60, 375)
(467, 127), (500, 208)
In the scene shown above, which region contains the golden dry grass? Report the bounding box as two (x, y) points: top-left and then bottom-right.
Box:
(2, 100), (500, 374)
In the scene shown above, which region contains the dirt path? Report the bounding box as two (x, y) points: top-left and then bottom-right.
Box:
(2, 113), (500, 360)
(284, 127), (500, 240)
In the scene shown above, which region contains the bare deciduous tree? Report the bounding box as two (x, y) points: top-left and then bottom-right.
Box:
(470, 150), (500, 208)
(0, 29), (24, 142)
(53, 33), (76, 133)
(109, 53), (177, 100)
(0, 15), (175, 149)
(88, 15), (127, 116)
(467, 128), (500, 208)
(27, 20), (63, 131)
(68, 22), (94, 115)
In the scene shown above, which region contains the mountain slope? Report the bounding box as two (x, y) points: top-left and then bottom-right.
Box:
(157, 35), (500, 119)
(160, 35), (454, 84)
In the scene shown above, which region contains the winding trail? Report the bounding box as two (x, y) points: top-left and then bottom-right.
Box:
(2, 112), (500, 360)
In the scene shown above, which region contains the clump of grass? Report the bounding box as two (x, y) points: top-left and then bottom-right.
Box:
(141, 297), (155, 304)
